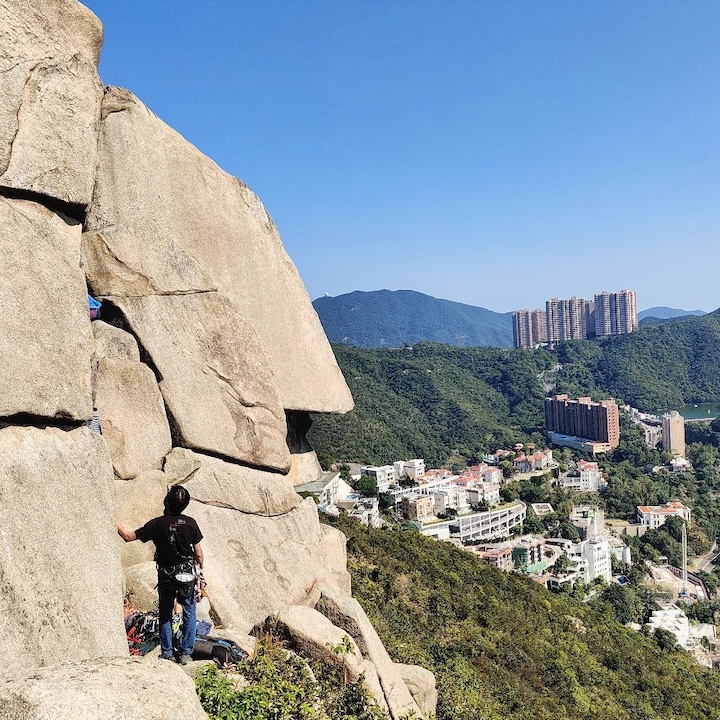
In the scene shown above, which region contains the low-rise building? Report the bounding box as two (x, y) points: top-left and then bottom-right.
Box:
(420, 501), (527, 543)
(394, 458), (426, 480)
(402, 494), (434, 522)
(561, 460), (606, 492)
(477, 546), (513, 572)
(360, 465), (397, 492)
(637, 501), (692, 529)
(296, 472), (356, 510)
(531, 502), (554, 517)
(570, 506), (604, 541)
(512, 539), (545, 572)
(648, 602), (689, 648)
(349, 497), (381, 528)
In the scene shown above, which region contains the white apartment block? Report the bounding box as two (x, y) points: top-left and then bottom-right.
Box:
(565, 538), (612, 584)
(637, 501), (691, 529)
(360, 465), (396, 492)
(561, 461), (605, 492)
(420, 502), (526, 543)
(467, 484), (501, 507)
(349, 498), (381, 528)
(482, 467), (503, 485)
(295, 472), (355, 509)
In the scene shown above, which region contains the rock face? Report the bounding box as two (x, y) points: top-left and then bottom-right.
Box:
(187, 498), (351, 632)
(111, 293), (290, 472)
(0, 426), (127, 674)
(0, 3), (434, 718)
(0, 0), (104, 206)
(164, 448), (302, 516)
(0, 197), (93, 420)
(396, 664), (438, 718)
(85, 87), (352, 414)
(96, 357), (171, 478)
(0, 658), (208, 720)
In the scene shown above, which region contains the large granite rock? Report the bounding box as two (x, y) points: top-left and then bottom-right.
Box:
(0, 658), (209, 720)
(0, 426), (127, 674)
(0, 197), (93, 420)
(396, 663), (438, 718)
(96, 357), (171, 478)
(0, 0), (103, 206)
(164, 447), (302, 516)
(85, 87), (352, 413)
(111, 293), (290, 471)
(286, 411), (323, 487)
(92, 320), (140, 362)
(188, 498), (350, 632)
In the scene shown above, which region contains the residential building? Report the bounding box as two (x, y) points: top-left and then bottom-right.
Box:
(512, 309), (548, 349)
(637, 501), (691, 529)
(467, 483), (501, 508)
(561, 460), (606, 492)
(394, 458), (425, 480)
(295, 472), (355, 510)
(545, 394), (620, 449)
(662, 411), (686, 457)
(564, 538), (612, 584)
(482, 467), (503, 484)
(420, 501), (526, 543)
(402, 494), (434, 522)
(360, 465), (396, 492)
(594, 289), (638, 338)
(647, 603), (689, 648)
(570, 506), (605, 541)
(349, 498), (381, 528)
(477, 546), (513, 572)
(512, 540), (545, 572)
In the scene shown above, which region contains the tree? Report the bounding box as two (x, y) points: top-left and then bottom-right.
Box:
(554, 554), (570, 575)
(355, 475), (379, 498)
(499, 460), (514, 479)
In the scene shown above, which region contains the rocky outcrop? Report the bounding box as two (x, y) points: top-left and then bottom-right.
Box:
(110, 293), (290, 471)
(96, 357), (171, 478)
(187, 498), (350, 632)
(85, 87), (352, 414)
(396, 664), (438, 718)
(164, 447), (302, 516)
(92, 320), (140, 363)
(0, 426), (127, 674)
(0, 197), (93, 420)
(0, 658), (208, 720)
(0, 0), (103, 207)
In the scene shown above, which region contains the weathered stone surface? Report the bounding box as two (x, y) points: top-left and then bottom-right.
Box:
(260, 605), (388, 711)
(124, 561), (159, 611)
(0, 0), (104, 205)
(188, 498), (347, 632)
(210, 629), (257, 658)
(164, 448), (302, 516)
(112, 293), (289, 471)
(288, 450), (324, 487)
(396, 663), (438, 718)
(85, 88), (352, 413)
(0, 426), (127, 673)
(286, 411), (323, 486)
(92, 320), (140, 362)
(0, 658), (209, 720)
(114, 470), (169, 568)
(0, 197), (93, 420)
(96, 357), (171, 479)
(316, 587), (423, 719)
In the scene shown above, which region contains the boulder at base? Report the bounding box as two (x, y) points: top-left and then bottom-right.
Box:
(0, 0), (104, 206)
(0, 196), (93, 420)
(0, 657), (208, 720)
(0, 426), (127, 673)
(111, 293), (290, 471)
(85, 87), (352, 413)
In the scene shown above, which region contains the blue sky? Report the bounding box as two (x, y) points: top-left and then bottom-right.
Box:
(82, 1), (720, 313)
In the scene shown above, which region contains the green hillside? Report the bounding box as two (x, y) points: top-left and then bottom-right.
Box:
(309, 343), (551, 466)
(324, 515), (720, 720)
(313, 290), (513, 348)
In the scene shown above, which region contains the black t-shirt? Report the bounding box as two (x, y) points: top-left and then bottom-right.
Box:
(135, 513), (203, 567)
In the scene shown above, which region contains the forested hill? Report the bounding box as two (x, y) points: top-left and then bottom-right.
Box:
(311, 312), (720, 466)
(325, 515), (720, 720)
(309, 343), (550, 466)
(638, 306), (706, 320)
(312, 290), (513, 348)
(554, 308), (720, 411)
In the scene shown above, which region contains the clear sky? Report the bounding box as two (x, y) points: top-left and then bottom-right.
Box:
(82, 1), (719, 313)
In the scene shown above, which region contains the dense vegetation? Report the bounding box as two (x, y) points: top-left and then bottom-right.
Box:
(313, 290), (513, 349)
(310, 343), (551, 466)
(195, 633), (392, 720)
(311, 312), (720, 466)
(322, 515), (720, 720)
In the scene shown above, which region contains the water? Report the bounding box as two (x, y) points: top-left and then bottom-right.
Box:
(659, 402), (720, 421)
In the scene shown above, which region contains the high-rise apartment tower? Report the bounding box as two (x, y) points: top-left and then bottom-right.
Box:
(662, 411), (686, 457)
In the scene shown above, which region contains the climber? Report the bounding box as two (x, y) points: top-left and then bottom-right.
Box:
(117, 485), (204, 665)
